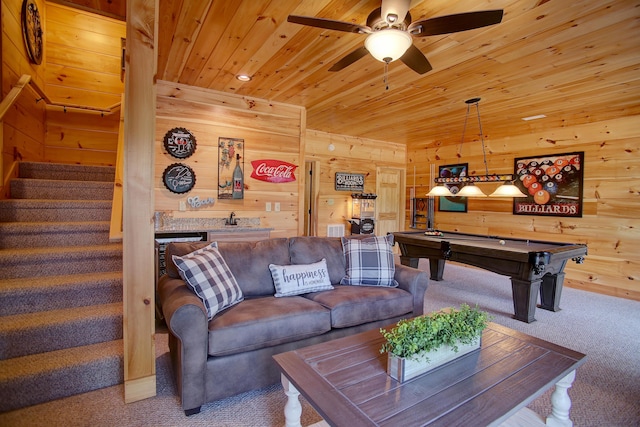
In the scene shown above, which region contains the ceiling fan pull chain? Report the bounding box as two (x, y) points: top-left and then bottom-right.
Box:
(384, 61), (389, 90)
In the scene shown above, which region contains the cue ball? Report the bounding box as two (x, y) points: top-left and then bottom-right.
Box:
(499, 240), (506, 245)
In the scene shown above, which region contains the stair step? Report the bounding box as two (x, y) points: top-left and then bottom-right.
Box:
(0, 303), (123, 360)
(18, 161), (115, 182)
(10, 178), (114, 200)
(0, 199), (112, 222)
(0, 272), (122, 316)
(0, 221), (111, 249)
(0, 244), (122, 279)
(0, 340), (123, 412)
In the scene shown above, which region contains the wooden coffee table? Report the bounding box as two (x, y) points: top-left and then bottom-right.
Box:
(273, 322), (586, 427)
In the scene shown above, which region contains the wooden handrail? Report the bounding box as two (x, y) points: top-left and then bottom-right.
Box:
(109, 93), (125, 242)
(0, 75), (32, 122)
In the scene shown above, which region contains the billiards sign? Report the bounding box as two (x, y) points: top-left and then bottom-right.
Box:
(335, 172), (365, 191)
(513, 152), (584, 217)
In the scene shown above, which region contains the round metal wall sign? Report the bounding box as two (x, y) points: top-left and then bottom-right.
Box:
(162, 163), (196, 194)
(163, 127), (197, 159)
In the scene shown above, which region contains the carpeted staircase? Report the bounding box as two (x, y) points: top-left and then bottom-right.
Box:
(0, 162), (123, 412)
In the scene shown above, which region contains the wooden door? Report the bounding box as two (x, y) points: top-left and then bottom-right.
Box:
(375, 167), (405, 244)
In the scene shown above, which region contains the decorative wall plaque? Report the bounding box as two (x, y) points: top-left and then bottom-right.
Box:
(335, 172), (365, 191)
(163, 163), (195, 194)
(163, 127), (197, 159)
(250, 159), (297, 183)
(21, 0), (43, 65)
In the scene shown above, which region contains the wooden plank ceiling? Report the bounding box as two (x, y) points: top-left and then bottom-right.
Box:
(63, 0), (640, 147)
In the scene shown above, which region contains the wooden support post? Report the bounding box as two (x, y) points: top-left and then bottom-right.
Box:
(123, 0), (158, 403)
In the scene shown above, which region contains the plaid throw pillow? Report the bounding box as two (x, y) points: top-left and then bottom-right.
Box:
(269, 259), (334, 297)
(172, 242), (244, 320)
(340, 234), (398, 287)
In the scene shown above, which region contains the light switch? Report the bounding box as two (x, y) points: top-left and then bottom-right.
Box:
(275, 202), (280, 212)
(179, 201), (186, 211)
(266, 202), (272, 212)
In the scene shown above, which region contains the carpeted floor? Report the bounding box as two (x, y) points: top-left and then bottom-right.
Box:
(0, 261), (638, 426)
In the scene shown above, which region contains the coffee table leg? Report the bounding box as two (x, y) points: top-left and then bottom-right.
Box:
(546, 370), (576, 427)
(281, 374), (303, 427)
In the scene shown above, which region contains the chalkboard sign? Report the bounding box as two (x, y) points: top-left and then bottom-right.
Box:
(163, 163), (196, 194)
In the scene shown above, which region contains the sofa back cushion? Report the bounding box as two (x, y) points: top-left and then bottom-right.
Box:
(165, 238), (291, 297)
(288, 237), (346, 285)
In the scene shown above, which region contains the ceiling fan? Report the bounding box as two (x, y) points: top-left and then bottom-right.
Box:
(287, 0), (503, 74)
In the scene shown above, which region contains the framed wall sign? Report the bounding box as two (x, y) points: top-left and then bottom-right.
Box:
(218, 137), (244, 199)
(513, 152), (584, 217)
(162, 163), (195, 194)
(163, 127), (196, 159)
(335, 172), (365, 192)
(438, 163), (468, 213)
(250, 159), (297, 183)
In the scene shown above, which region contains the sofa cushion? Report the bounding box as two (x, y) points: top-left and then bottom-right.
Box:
(207, 296), (331, 356)
(269, 259), (334, 297)
(340, 234), (398, 287)
(172, 242), (244, 320)
(304, 285), (413, 328)
(288, 236), (346, 284)
(215, 238), (291, 297)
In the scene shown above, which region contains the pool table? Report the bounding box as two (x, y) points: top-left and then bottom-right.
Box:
(392, 230), (587, 323)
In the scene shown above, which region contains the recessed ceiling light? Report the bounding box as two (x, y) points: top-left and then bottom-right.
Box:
(522, 114), (547, 121)
(236, 74), (252, 82)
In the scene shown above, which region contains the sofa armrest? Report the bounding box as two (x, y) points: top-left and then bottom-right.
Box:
(157, 275), (209, 413)
(394, 263), (429, 316)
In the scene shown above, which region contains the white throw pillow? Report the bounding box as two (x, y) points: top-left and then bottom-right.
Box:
(269, 259), (334, 297)
(340, 234), (398, 287)
(172, 242), (244, 320)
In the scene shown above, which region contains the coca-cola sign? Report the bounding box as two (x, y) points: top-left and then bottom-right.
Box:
(251, 159), (297, 183)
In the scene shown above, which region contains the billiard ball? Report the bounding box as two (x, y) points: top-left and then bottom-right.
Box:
(544, 181), (558, 195)
(562, 164), (578, 181)
(534, 189), (551, 205)
(528, 182), (542, 195)
(499, 240), (506, 245)
(554, 173), (565, 184)
(546, 166), (560, 176)
(517, 168), (530, 176)
(528, 161), (539, 169)
(554, 158), (569, 168)
(522, 175), (537, 188)
(531, 167), (545, 178)
(541, 159), (553, 167)
(540, 174), (551, 184)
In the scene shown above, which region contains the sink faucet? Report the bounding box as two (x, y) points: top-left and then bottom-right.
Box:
(226, 212), (237, 226)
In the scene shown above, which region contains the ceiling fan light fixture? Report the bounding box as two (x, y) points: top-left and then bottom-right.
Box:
(364, 29), (412, 63)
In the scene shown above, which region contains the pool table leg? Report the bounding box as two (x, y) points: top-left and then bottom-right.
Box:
(539, 271), (565, 312)
(429, 258), (445, 281)
(510, 278), (541, 323)
(399, 256), (419, 269)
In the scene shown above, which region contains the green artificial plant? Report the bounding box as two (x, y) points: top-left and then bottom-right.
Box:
(380, 304), (489, 360)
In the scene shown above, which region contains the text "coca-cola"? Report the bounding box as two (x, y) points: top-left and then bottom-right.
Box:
(250, 159), (298, 183)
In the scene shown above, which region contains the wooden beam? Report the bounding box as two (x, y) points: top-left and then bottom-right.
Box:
(123, 0), (158, 403)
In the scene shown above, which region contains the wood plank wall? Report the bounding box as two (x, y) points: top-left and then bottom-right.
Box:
(1, 0), (47, 189)
(305, 129), (406, 237)
(155, 80), (305, 238)
(43, 1), (125, 166)
(407, 115), (640, 301)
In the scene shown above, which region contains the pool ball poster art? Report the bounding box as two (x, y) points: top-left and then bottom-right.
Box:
(438, 163), (468, 213)
(513, 152), (584, 217)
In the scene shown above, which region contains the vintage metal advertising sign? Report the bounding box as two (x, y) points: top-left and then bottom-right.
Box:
(335, 172), (364, 191)
(250, 159), (297, 183)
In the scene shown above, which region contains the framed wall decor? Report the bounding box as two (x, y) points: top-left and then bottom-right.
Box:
(162, 163), (195, 194)
(218, 137), (244, 199)
(513, 152), (584, 217)
(163, 127), (196, 159)
(438, 163), (468, 213)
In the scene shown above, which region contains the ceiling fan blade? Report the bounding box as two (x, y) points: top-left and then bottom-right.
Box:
(287, 15), (370, 33)
(400, 44), (432, 74)
(328, 46), (370, 71)
(408, 10), (503, 37)
(381, 0), (411, 25)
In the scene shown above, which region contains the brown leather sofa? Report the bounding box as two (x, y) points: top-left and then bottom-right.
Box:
(157, 236), (429, 415)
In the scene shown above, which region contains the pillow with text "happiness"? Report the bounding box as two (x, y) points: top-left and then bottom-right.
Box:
(340, 234), (398, 287)
(269, 259), (334, 297)
(173, 242), (244, 320)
